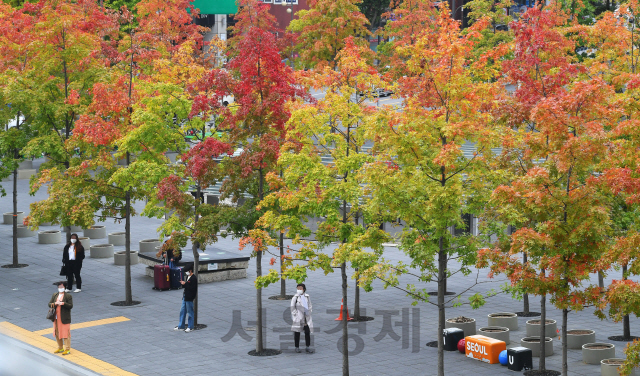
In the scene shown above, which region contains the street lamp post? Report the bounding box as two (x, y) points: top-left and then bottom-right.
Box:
(281, 1), (294, 69)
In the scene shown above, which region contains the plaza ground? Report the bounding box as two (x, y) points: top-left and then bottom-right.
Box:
(0, 158), (636, 375)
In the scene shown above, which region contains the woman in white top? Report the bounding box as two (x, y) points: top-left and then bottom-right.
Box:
(62, 234), (85, 292)
(291, 283), (314, 353)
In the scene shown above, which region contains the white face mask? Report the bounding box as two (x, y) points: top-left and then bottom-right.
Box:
(185, 272), (190, 276)
(70, 239), (77, 244)
(58, 288), (65, 293)
(297, 289), (304, 295)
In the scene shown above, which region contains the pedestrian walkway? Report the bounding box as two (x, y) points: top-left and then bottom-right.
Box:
(0, 161), (636, 375)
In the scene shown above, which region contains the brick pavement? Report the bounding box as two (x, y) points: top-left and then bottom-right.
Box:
(0, 157), (636, 375)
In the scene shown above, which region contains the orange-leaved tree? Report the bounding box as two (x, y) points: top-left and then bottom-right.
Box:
(477, 5), (617, 376)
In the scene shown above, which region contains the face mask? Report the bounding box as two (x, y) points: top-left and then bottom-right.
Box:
(185, 272), (190, 276)
(70, 239), (77, 243)
(58, 288), (65, 293)
(297, 290), (304, 295)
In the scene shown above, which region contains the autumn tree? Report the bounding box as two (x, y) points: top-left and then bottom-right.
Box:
(361, 9), (502, 376)
(257, 38), (387, 374)
(288, 0), (370, 69)
(477, 6), (617, 375)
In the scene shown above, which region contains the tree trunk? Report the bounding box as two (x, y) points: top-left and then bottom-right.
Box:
(437, 236), (446, 376)
(523, 252), (529, 314)
(193, 184), (201, 326)
(562, 308), (568, 376)
(354, 268), (360, 319)
(539, 286), (546, 369)
(124, 153), (132, 304)
(12, 151), (18, 266)
(598, 271), (604, 290)
(341, 261), (349, 376)
(279, 231), (286, 297)
(256, 169), (264, 353)
(623, 264), (630, 338)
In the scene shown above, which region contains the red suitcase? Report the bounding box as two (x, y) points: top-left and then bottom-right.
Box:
(153, 264), (170, 290)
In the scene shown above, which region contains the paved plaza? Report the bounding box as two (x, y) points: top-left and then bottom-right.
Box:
(0, 158), (636, 375)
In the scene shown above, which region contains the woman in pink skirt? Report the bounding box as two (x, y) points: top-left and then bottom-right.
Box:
(49, 281), (73, 355)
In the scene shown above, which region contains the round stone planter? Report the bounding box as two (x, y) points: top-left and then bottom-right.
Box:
(38, 230), (61, 244)
(90, 244), (114, 259)
(83, 225), (106, 239)
(114, 251), (139, 266)
(3, 211), (24, 225)
(521, 336), (554, 357)
(69, 225), (83, 233)
(40, 222), (52, 226)
(478, 326), (510, 344)
(108, 232), (126, 247)
(568, 329), (596, 350)
(487, 312), (518, 331)
(526, 319), (557, 337)
(601, 358), (635, 376)
(78, 237), (90, 249)
(140, 239), (162, 254)
(16, 225), (36, 238)
(445, 317), (476, 336)
(583, 343), (616, 365)
(18, 160), (33, 170)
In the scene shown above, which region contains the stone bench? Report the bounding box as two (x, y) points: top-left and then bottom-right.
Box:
(139, 248), (249, 284)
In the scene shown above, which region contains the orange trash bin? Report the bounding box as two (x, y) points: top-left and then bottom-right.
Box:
(464, 335), (507, 364)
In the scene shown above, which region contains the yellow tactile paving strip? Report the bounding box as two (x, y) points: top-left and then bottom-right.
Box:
(32, 316), (130, 335)
(0, 320), (138, 376)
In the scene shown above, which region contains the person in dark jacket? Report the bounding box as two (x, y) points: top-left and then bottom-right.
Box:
(175, 264), (197, 332)
(161, 241), (182, 265)
(49, 281), (73, 355)
(62, 234), (85, 293)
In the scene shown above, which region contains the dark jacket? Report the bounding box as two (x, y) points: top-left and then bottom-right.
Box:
(62, 243), (85, 263)
(163, 248), (182, 264)
(48, 292), (73, 324)
(183, 274), (198, 301)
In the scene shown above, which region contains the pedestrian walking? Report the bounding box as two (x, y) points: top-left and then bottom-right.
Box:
(49, 282), (73, 355)
(291, 283), (314, 353)
(174, 264), (197, 332)
(62, 234), (85, 293)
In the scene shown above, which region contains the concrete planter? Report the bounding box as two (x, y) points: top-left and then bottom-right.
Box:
(583, 343), (616, 365)
(108, 232), (126, 247)
(140, 239), (162, 254)
(445, 317), (476, 336)
(526, 319), (557, 337)
(83, 226), (106, 239)
(38, 230), (61, 244)
(78, 237), (90, 249)
(601, 358), (635, 376)
(478, 326), (510, 345)
(3, 211), (24, 225)
(114, 251), (138, 266)
(69, 225), (82, 233)
(16, 225), (36, 238)
(17, 169), (36, 179)
(521, 336), (554, 357)
(40, 222), (52, 226)
(487, 312), (518, 331)
(90, 244), (114, 258)
(567, 329), (596, 350)
(18, 160), (33, 169)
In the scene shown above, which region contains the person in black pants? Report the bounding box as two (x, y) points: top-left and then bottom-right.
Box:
(62, 234), (85, 293)
(291, 283), (314, 353)
(174, 264), (197, 332)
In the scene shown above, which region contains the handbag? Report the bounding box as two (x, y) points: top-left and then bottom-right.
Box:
(46, 306), (56, 321)
(59, 264), (66, 276)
